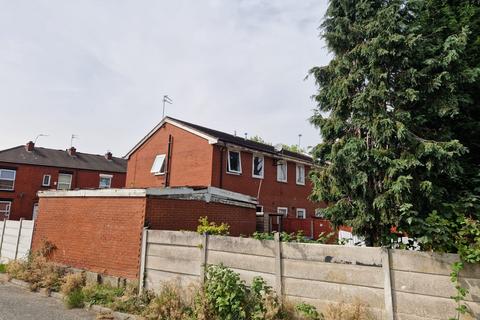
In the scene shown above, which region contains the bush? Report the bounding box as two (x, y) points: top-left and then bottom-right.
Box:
(197, 217), (230, 236)
(0, 264), (6, 273)
(65, 288), (85, 309)
(295, 303), (324, 320)
(204, 264), (248, 319)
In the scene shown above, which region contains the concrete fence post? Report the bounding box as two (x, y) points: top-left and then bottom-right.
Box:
(0, 220), (6, 258)
(14, 218), (24, 260)
(274, 232), (283, 297)
(138, 227), (148, 295)
(381, 247), (394, 320)
(200, 233), (209, 284)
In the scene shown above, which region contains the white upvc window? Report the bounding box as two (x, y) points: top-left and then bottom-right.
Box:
(42, 174), (51, 187)
(57, 173), (72, 190)
(315, 208), (326, 218)
(277, 207), (288, 224)
(252, 154), (264, 179)
(277, 207), (288, 217)
(0, 200), (11, 219)
(296, 208), (307, 219)
(296, 164), (305, 185)
(0, 169), (16, 191)
(150, 154), (166, 175)
(276, 160), (287, 182)
(99, 174), (113, 189)
(227, 150), (242, 174)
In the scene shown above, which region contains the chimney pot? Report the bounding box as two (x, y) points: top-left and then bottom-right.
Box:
(25, 141), (35, 152)
(105, 151), (112, 160)
(67, 146), (77, 157)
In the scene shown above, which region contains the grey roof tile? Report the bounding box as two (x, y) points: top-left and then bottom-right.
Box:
(0, 146), (127, 173)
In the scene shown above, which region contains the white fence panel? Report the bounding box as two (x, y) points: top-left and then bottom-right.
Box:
(0, 219), (34, 263)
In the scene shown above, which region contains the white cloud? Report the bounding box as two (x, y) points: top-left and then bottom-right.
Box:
(0, 0), (330, 156)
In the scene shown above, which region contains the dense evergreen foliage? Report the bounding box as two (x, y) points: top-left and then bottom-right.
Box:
(310, 0), (480, 248)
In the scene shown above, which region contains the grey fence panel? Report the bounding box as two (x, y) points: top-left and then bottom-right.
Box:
(141, 230), (480, 320)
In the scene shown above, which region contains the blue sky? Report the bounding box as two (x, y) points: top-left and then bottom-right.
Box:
(0, 0), (330, 156)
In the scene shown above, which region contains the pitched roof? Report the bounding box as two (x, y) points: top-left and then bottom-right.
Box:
(126, 117), (313, 163)
(0, 146), (127, 173)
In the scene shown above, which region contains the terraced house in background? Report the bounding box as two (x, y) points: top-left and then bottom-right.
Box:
(0, 141), (127, 220)
(126, 117), (329, 236)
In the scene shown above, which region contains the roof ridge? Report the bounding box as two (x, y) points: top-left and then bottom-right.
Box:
(168, 117), (312, 160)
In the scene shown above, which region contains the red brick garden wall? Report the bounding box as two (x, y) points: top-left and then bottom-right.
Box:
(32, 196), (146, 279)
(145, 197), (256, 236)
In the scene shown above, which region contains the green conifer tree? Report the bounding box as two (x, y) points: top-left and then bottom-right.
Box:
(309, 0), (480, 247)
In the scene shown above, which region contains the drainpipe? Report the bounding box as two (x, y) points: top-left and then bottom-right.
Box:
(219, 146), (225, 188)
(165, 135), (173, 187)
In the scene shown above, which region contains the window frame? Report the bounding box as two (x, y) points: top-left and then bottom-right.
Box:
(99, 174), (113, 189)
(57, 173), (73, 190)
(0, 200), (12, 219)
(227, 150), (242, 174)
(315, 208), (326, 218)
(42, 174), (51, 187)
(277, 207), (288, 217)
(296, 164), (305, 185)
(276, 160), (288, 183)
(252, 154), (264, 179)
(150, 154), (167, 176)
(0, 169), (16, 191)
(296, 208), (307, 219)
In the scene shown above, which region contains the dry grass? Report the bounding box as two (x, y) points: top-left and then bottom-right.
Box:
(6, 255), (65, 292)
(324, 302), (373, 320)
(143, 280), (190, 320)
(61, 272), (85, 295)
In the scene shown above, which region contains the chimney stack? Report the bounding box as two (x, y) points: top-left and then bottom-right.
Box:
(67, 146), (77, 157)
(105, 151), (112, 160)
(25, 141), (35, 152)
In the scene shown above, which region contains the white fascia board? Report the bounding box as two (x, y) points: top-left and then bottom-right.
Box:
(222, 142), (313, 166)
(38, 188), (147, 198)
(124, 118), (218, 159)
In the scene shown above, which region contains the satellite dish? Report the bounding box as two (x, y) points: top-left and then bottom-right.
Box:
(274, 144), (283, 152)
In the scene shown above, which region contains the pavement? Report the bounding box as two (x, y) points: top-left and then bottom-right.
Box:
(0, 282), (97, 320)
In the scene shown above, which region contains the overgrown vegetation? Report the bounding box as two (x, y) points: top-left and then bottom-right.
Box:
(0, 264), (6, 273)
(6, 253), (66, 292)
(252, 231), (335, 244)
(5, 254), (371, 320)
(196, 216), (230, 236)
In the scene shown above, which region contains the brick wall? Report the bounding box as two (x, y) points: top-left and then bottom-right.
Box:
(145, 197), (256, 236)
(0, 162), (126, 220)
(126, 123), (214, 188)
(32, 197), (146, 279)
(211, 147), (322, 217)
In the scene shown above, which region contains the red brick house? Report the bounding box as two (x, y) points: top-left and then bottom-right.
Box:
(0, 141), (127, 220)
(125, 117), (329, 237)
